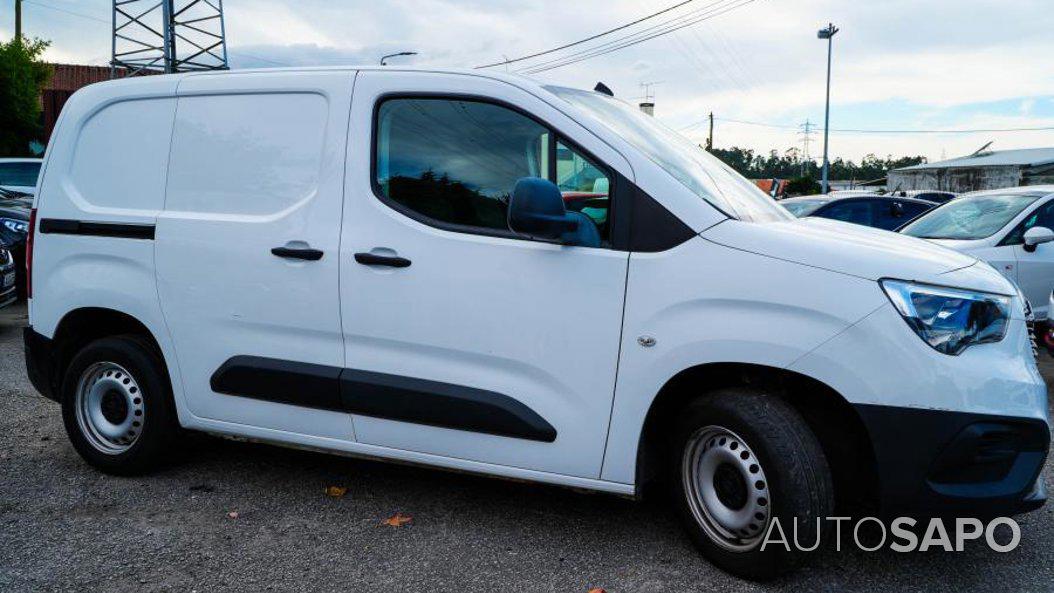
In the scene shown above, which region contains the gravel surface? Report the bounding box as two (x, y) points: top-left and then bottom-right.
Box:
(1, 302), (1052, 592)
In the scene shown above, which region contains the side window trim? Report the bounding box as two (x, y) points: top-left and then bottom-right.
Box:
(369, 92), (619, 248)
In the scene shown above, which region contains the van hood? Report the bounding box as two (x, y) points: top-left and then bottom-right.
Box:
(701, 218), (1013, 294)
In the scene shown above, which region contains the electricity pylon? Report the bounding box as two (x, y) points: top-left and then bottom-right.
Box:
(111, 0), (229, 77)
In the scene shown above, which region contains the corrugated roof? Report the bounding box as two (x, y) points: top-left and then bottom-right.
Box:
(895, 147), (1054, 171)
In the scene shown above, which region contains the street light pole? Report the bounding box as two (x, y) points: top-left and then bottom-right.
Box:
(817, 22), (839, 194)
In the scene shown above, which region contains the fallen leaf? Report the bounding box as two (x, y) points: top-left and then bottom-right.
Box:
(588, 589), (607, 593)
(382, 512), (413, 527)
(324, 485), (348, 498)
(226, 511), (239, 519)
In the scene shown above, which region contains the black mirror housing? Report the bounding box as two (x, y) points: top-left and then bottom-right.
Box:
(508, 177), (578, 240)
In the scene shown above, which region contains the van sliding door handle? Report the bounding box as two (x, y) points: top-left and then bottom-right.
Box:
(354, 252), (411, 268)
(271, 246), (324, 261)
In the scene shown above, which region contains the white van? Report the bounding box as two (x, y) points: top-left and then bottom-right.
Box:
(24, 68), (1049, 579)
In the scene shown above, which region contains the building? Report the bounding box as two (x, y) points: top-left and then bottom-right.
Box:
(42, 64), (148, 143)
(888, 147), (1054, 193)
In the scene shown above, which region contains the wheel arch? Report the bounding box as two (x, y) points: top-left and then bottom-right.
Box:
(635, 362), (880, 511)
(47, 307), (167, 401)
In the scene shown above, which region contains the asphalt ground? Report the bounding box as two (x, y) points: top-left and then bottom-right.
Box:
(1, 301), (1052, 592)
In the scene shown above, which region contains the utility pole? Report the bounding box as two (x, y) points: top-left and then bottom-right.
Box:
(14, 0), (21, 41)
(817, 22), (839, 194)
(706, 112), (714, 151)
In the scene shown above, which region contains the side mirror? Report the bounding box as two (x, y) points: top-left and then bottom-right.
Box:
(1023, 226), (1054, 252)
(508, 177), (578, 241)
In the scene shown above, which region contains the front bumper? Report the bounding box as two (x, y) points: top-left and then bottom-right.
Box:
(855, 403), (1049, 516)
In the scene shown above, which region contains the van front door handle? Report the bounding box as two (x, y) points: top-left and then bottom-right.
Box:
(354, 252), (411, 268)
(271, 246), (324, 261)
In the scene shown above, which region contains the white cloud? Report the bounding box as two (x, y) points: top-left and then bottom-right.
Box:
(11, 0), (1054, 161)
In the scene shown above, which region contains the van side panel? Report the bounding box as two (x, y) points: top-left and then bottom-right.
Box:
(29, 76), (188, 418)
(601, 236), (887, 484)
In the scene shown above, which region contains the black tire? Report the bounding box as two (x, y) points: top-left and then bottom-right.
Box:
(669, 387), (834, 581)
(60, 335), (180, 475)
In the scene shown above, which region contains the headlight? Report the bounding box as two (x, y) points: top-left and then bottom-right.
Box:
(1, 218), (27, 235)
(880, 279), (1011, 355)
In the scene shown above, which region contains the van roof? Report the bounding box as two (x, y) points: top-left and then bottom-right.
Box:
(90, 65), (552, 93)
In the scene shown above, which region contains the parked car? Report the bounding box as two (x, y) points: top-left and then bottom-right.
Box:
(25, 68), (1048, 580)
(900, 186), (1054, 320)
(781, 194), (937, 230)
(0, 242), (16, 310)
(0, 158), (42, 195)
(0, 187), (30, 299)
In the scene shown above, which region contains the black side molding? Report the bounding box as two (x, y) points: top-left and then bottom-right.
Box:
(209, 356), (557, 443)
(39, 218), (155, 240)
(340, 369), (556, 442)
(210, 356), (344, 411)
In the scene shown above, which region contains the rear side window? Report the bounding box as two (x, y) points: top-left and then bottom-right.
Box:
(166, 93), (327, 216)
(69, 98), (176, 211)
(0, 162), (40, 187)
(374, 97), (611, 242)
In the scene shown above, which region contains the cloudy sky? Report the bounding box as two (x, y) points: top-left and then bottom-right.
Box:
(6, 0), (1054, 163)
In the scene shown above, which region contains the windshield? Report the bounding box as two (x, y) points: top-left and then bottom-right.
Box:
(782, 199), (827, 217)
(901, 192), (1043, 240)
(547, 86), (791, 223)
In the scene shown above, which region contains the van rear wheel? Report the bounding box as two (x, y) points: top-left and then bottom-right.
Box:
(60, 335), (179, 475)
(670, 388), (834, 580)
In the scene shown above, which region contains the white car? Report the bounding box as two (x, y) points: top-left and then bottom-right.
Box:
(0, 158), (42, 195)
(900, 186), (1054, 319)
(24, 68), (1048, 580)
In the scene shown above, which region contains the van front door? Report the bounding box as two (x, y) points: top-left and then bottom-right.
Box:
(338, 71), (631, 479)
(155, 71), (354, 440)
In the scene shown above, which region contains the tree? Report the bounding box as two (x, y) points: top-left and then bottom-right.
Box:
(707, 144), (927, 186)
(785, 175), (820, 196)
(0, 36), (52, 156)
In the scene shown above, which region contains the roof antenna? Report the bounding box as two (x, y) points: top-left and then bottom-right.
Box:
(594, 82), (614, 97)
(969, 140), (994, 157)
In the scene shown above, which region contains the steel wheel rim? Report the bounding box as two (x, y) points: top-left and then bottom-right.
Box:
(682, 425), (772, 552)
(74, 362), (145, 455)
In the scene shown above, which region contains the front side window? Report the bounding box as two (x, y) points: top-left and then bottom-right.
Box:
(556, 140), (610, 231)
(375, 97), (610, 242)
(901, 192), (1044, 241)
(1001, 200), (1054, 246)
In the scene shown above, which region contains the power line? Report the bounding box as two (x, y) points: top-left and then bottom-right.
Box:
(519, 0), (759, 75)
(518, 0), (742, 74)
(476, 0), (697, 69)
(24, 0), (107, 24)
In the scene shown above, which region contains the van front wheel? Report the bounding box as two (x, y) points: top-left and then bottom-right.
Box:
(670, 388), (834, 580)
(60, 335), (179, 475)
